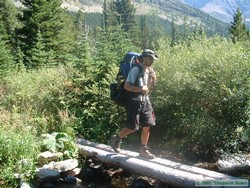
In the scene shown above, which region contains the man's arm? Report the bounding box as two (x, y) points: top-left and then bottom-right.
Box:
(124, 82), (148, 93)
(124, 66), (149, 94)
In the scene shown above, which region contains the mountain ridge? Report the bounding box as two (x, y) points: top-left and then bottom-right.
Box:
(61, 0), (228, 27)
(181, 0), (250, 27)
(11, 0), (230, 35)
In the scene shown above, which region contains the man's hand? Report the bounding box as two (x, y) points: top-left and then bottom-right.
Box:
(141, 85), (149, 94)
(148, 67), (157, 89)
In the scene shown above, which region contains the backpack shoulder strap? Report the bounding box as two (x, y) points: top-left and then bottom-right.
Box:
(134, 63), (144, 79)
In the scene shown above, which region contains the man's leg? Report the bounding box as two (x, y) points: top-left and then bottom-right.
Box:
(139, 126), (155, 159)
(111, 100), (138, 153)
(119, 127), (136, 139)
(141, 126), (150, 145)
(111, 127), (135, 152)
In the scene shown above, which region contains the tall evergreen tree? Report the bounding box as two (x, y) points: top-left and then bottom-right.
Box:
(94, 25), (137, 83)
(28, 30), (47, 69)
(15, 43), (25, 72)
(0, 36), (15, 77)
(103, 0), (141, 49)
(230, 7), (248, 44)
(0, 0), (20, 57)
(103, 0), (116, 30)
(103, 0), (108, 30)
(114, 0), (136, 32)
(145, 12), (163, 49)
(74, 33), (91, 75)
(72, 10), (94, 77)
(17, 0), (76, 68)
(0, 0), (19, 41)
(139, 15), (149, 49)
(103, 0), (135, 33)
(170, 18), (178, 47)
(74, 11), (86, 35)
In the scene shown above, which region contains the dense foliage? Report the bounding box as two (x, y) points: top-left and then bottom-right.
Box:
(18, 0), (76, 68)
(153, 37), (250, 160)
(0, 115), (39, 187)
(0, 0), (249, 186)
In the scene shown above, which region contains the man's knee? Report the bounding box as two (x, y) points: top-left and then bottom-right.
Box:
(124, 127), (136, 134)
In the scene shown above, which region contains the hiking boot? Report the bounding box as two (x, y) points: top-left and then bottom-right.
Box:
(139, 146), (155, 159)
(111, 135), (122, 153)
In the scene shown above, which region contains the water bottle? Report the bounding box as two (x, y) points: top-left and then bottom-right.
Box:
(138, 77), (143, 101)
(138, 78), (143, 87)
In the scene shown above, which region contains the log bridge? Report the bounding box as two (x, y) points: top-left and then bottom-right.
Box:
(77, 138), (248, 188)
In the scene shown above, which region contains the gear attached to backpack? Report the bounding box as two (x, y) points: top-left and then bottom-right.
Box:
(110, 52), (142, 107)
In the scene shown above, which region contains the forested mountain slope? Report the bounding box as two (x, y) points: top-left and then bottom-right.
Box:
(12, 0), (230, 36)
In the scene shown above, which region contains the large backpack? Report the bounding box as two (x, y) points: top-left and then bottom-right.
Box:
(110, 52), (143, 107)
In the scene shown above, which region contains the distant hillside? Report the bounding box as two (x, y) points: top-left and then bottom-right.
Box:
(181, 0), (250, 28)
(132, 0), (229, 28)
(65, 0), (230, 36)
(12, 0), (230, 36)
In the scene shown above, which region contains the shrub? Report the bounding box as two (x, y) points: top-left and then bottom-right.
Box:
(41, 132), (78, 159)
(0, 66), (76, 135)
(0, 66), (77, 187)
(152, 37), (250, 159)
(66, 28), (138, 143)
(0, 120), (39, 187)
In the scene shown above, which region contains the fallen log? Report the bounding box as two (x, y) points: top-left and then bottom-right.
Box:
(76, 138), (233, 179)
(76, 138), (244, 188)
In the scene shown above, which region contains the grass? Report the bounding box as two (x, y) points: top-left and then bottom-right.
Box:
(0, 113), (40, 187)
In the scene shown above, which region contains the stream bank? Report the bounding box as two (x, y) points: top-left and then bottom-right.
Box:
(20, 143), (250, 188)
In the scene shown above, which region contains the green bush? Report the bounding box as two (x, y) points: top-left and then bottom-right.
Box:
(41, 132), (78, 159)
(0, 122), (39, 187)
(67, 59), (125, 143)
(0, 66), (77, 187)
(66, 28), (138, 143)
(0, 66), (76, 135)
(152, 37), (250, 159)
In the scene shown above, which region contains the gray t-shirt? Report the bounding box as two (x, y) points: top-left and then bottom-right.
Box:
(126, 66), (149, 87)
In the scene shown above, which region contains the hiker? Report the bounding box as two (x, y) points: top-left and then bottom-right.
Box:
(111, 49), (158, 159)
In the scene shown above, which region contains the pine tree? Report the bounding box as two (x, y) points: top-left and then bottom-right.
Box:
(17, 0), (76, 68)
(15, 44), (25, 72)
(0, 0), (19, 42)
(103, 0), (116, 30)
(28, 30), (47, 69)
(0, 36), (15, 77)
(74, 33), (91, 75)
(103, 0), (135, 33)
(114, 0), (136, 32)
(94, 25), (137, 83)
(103, 0), (108, 30)
(145, 12), (164, 49)
(170, 18), (178, 47)
(230, 7), (248, 44)
(139, 15), (149, 49)
(74, 11), (86, 35)
(0, 0), (20, 61)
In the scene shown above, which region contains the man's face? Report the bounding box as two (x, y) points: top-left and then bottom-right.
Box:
(144, 56), (154, 67)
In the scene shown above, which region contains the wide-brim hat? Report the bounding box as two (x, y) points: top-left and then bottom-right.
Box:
(142, 49), (158, 60)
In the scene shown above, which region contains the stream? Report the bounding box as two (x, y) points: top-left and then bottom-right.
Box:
(53, 153), (250, 188)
